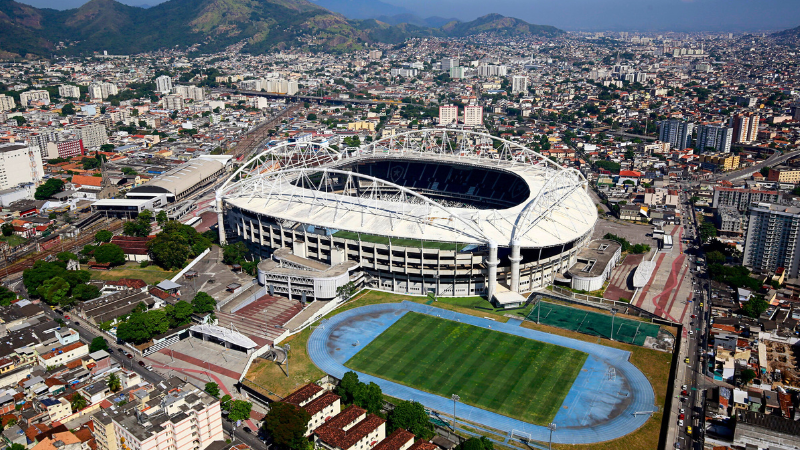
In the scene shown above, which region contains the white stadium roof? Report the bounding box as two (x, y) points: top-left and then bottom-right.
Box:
(220, 129), (598, 248)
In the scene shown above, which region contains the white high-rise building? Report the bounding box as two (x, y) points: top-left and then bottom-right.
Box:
(19, 90), (50, 107)
(88, 82), (118, 100)
(450, 66), (465, 79)
(0, 143), (44, 190)
(511, 76), (528, 94)
(172, 85), (205, 101)
(77, 124), (108, 148)
(464, 105), (483, 126)
(0, 94), (15, 112)
(657, 119), (694, 150)
(156, 75), (173, 94)
(58, 85), (81, 99)
(696, 124), (733, 153)
(163, 95), (184, 111)
(744, 202), (800, 277)
(439, 104), (458, 125)
(442, 57), (459, 71)
(732, 113), (759, 144)
(477, 65), (507, 77)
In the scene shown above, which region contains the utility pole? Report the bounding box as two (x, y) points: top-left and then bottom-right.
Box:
(547, 423), (556, 450)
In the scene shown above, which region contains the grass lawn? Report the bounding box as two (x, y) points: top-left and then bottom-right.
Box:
(345, 312), (588, 425)
(89, 262), (179, 285)
(0, 234), (27, 247)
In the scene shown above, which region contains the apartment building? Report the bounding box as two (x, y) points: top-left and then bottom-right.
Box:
(171, 86), (205, 101)
(314, 405), (386, 450)
(78, 123), (109, 148)
(712, 187), (781, 211)
(55, 139), (85, 158)
(715, 207), (743, 234)
(163, 95), (184, 111)
(743, 203), (800, 277)
(699, 153), (740, 171)
(88, 83), (118, 100)
(464, 105), (483, 126)
(511, 75), (528, 94)
(766, 166), (800, 184)
(732, 113), (760, 144)
(0, 143), (44, 190)
(156, 75), (173, 94)
(0, 94), (16, 111)
(282, 383), (342, 436)
(58, 85), (81, 99)
(36, 342), (88, 367)
(696, 124), (733, 153)
(20, 90), (50, 107)
(92, 378), (223, 450)
(657, 119), (694, 150)
(438, 105), (458, 125)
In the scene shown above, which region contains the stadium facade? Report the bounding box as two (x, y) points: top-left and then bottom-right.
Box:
(216, 130), (597, 302)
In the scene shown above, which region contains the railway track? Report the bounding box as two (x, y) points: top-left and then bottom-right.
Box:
(0, 219), (123, 279)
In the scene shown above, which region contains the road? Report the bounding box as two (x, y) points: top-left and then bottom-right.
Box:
(217, 88), (405, 107)
(715, 148), (800, 181)
(40, 307), (267, 450)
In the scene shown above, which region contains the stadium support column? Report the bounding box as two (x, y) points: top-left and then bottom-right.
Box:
(510, 240), (522, 293)
(486, 241), (499, 301)
(216, 194), (226, 246)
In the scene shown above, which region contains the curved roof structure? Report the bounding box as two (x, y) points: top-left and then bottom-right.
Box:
(129, 159), (223, 199)
(219, 129), (597, 248)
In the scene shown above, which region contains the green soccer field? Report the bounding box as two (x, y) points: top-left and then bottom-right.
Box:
(345, 312), (588, 425)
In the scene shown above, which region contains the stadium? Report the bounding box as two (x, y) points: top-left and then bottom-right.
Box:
(216, 129), (598, 302)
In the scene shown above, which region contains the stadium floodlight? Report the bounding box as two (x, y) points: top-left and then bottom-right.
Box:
(547, 423), (557, 450)
(610, 309), (618, 341)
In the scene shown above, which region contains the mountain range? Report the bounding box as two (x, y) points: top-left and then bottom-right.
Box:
(0, 0), (563, 58)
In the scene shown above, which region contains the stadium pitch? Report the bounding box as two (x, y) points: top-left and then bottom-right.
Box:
(345, 311), (588, 425)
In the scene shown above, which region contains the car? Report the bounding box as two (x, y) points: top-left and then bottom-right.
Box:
(681, 390), (688, 396)
(687, 426), (693, 435)
(685, 357), (690, 364)
(243, 427), (252, 434)
(689, 330), (694, 335)
(73, 321), (79, 326)
(691, 314), (697, 318)
(146, 365), (153, 371)
(118, 348), (124, 353)
(681, 385), (687, 390)
(138, 361), (145, 367)
(679, 413), (685, 420)
(54, 309), (63, 315)
(127, 354), (133, 359)
(64, 315), (70, 320)
(677, 419), (684, 426)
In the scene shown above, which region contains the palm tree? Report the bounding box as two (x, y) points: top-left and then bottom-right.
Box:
(108, 373), (121, 392)
(71, 393), (88, 412)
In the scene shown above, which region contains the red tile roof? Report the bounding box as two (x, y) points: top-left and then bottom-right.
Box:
(408, 442), (437, 450)
(71, 175), (103, 187)
(283, 383), (323, 407)
(372, 429), (414, 450)
(315, 406), (385, 450)
(304, 392), (340, 416)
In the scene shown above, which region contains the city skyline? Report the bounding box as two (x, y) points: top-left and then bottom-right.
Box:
(14, 0), (800, 32)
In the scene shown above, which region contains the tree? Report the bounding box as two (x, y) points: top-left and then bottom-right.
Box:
(90, 336), (109, 353)
(1, 223), (13, 237)
(353, 382), (382, 415)
(35, 178), (65, 200)
(743, 296), (769, 318)
(71, 393), (88, 412)
(387, 400), (434, 440)
(336, 371), (360, 404)
(204, 382), (220, 398)
(57, 252), (78, 263)
(0, 286), (16, 306)
(222, 242), (248, 265)
(108, 372), (121, 392)
(263, 402), (311, 450)
(72, 284), (100, 301)
(740, 368), (757, 385)
(156, 210), (168, 227)
(37, 277), (71, 305)
(94, 244), (126, 266)
(60, 103), (76, 116)
(121, 167), (137, 175)
(699, 222), (718, 243)
(760, 166), (771, 178)
(94, 230), (113, 243)
(706, 250), (726, 264)
(307, 113), (317, 121)
(168, 301), (193, 326)
(148, 233), (190, 270)
(220, 394), (232, 412)
(455, 437), (493, 450)
(191, 292), (216, 314)
(336, 282), (357, 301)
(228, 400), (253, 422)
(689, 196), (700, 204)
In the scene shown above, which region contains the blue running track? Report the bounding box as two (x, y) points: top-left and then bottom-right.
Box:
(307, 301), (658, 445)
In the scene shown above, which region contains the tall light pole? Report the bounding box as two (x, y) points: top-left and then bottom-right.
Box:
(451, 394), (460, 439)
(547, 423), (556, 450)
(610, 309), (617, 341)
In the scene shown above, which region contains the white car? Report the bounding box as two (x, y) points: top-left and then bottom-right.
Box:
(677, 419), (684, 426)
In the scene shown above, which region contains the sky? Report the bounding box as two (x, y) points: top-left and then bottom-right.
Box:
(15, 0), (800, 32)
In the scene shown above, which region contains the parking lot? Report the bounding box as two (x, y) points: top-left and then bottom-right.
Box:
(592, 217), (658, 248)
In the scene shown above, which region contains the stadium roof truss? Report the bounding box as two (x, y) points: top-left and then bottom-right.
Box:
(218, 129), (596, 247)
